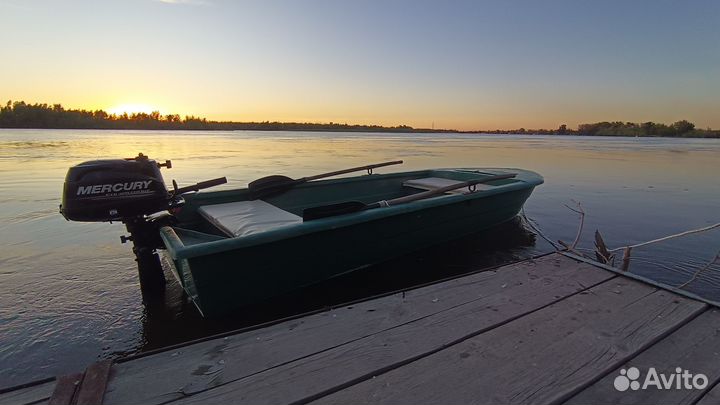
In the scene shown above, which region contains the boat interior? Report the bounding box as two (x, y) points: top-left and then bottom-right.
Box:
(169, 169), (520, 243)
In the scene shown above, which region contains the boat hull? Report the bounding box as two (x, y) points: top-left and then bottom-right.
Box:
(160, 168), (542, 317)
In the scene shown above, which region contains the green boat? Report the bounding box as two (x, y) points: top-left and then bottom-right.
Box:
(60, 155), (542, 317)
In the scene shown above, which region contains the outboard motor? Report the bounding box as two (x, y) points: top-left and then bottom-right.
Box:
(60, 153), (226, 295)
(61, 153), (174, 222)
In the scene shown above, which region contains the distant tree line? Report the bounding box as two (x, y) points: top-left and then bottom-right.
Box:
(485, 121), (718, 138)
(575, 120), (718, 138)
(1, 101), (718, 138)
(0, 101), (426, 133)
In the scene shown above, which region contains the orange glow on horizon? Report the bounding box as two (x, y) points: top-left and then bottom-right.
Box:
(106, 103), (164, 116)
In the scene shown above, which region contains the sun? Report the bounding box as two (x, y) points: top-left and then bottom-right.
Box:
(107, 103), (162, 115)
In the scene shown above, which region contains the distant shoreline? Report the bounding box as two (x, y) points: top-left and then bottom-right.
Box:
(2, 101), (718, 138)
(5, 127), (720, 140)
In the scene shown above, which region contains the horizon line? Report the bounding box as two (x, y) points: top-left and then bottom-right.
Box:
(4, 100), (718, 133)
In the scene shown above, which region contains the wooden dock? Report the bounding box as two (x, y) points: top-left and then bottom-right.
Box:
(3, 252), (720, 405)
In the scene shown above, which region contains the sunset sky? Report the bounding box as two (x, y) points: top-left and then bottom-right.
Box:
(1, 0), (719, 130)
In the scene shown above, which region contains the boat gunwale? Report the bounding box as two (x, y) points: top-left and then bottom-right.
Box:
(160, 167), (543, 260)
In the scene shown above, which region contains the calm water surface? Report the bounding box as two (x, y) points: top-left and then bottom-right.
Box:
(1, 129), (718, 387)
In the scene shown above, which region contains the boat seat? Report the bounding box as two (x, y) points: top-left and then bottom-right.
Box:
(198, 200), (302, 237)
(403, 177), (494, 194)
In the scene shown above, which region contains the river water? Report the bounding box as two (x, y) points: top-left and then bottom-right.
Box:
(0, 129), (718, 388)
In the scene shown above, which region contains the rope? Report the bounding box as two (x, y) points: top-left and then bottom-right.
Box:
(520, 207), (561, 250)
(607, 222), (720, 253)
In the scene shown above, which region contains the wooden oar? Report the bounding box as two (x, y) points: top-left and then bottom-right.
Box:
(249, 160), (403, 198)
(303, 173), (517, 221)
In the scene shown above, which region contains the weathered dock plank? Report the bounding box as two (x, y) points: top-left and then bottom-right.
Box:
(104, 254), (607, 405)
(169, 254), (614, 405)
(48, 374), (82, 405)
(697, 382), (720, 405)
(75, 360), (112, 405)
(311, 280), (706, 405)
(0, 381), (54, 405)
(565, 309), (720, 405)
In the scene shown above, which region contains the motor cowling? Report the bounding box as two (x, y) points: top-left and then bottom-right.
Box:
(60, 154), (173, 222)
